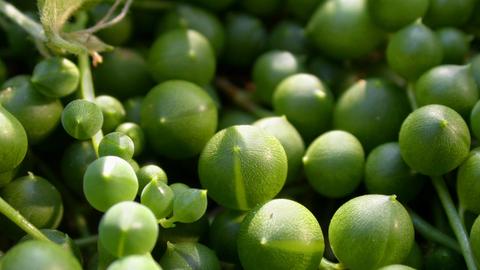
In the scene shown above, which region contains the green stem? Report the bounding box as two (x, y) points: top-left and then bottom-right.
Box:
(74, 235), (98, 247)
(78, 54), (103, 155)
(319, 258), (346, 270)
(159, 217), (178, 229)
(431, 176), (478, 270)
(407, 83), (418, 111)
(409, 210), (461, 253)
(0, 0), (46, 41)
(0, 196), (52, 242)
(215, 77), (275, 118)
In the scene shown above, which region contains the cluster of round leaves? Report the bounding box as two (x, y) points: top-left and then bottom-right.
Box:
(3, 0), (480, 269)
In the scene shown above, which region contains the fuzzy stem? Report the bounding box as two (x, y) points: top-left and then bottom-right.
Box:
(106, 0), (174, 9)
(431, 176), (478, 270)
(0, 0), (46, 41)
(78, 54), (103, 155)
(215, 77), (275, 118)
(0, 196), (52, 242)
(409, 210), (461, 253)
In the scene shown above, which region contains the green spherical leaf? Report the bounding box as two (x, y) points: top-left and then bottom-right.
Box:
(159, 242), (220, 270)
(141, 180), (174, 219)
(0, 105), (27, 173)
(148, 29), (216, 85)
(83, 156), (138, 212)
(286, 0), (321, 21)
(31, 57), (80, 98)
(386, 22), (443, 80)
(252, 50), (303, 105)
(199, 125), (287, 210)
(268, 21), (309, 55)
(61, 141), (96, 195)
(171, 188), (208, 224)
(273, 73), (334, 142)
(365, 142), (425, 202)
(303, 130), (365, 198)
(0, 240), (81, 270)
(137, 164), (168, 194)
(223, 13), (267, 67)
(457, 150), (480, 214)
(470, 100), (480, 141)
(471, 215), (480, 264)
(237, 199), (324, 270)
(333, 78), (410, 150)
(93, 48), (153, 99)
(415, 65), (478, 118)
(209, 209), (247, 263)
(1, 75), (63, 144)
(141, 80), (218, 159)
(124, 96), (143, 124)
(423, 0), (476, 28)
(253, 116), (305, 183)
(99, 201), (158, 257)
(436, 28), (471, 64)
(368, 0), (428, 31)
(329, 195), (414, 270)
(99, 132), (135, 160)
(115, 122), (145, 157)
(157, 4), (225, 56)
(107, 255), (162, 270)
(399, 104), (471, 176)
(218, 108), (256, 130)
(471, 54), (480, 88)
(20, 229), (83, 264)
(306, 0), (384, 59)
(1, 174), (63, 229)
(95, 95), (126, 133)
(61, 99), (103, 140)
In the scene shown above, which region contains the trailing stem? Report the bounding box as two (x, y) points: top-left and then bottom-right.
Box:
(78, 53), (103, 155)
(431, 176), (478, 270)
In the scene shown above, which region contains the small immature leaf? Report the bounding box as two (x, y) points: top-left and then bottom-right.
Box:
(172, 188), (208, 224)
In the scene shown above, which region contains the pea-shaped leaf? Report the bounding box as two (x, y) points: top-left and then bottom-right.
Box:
(31, 57), (80, 98)
(399, 104), (470, 176)
(306, 0), (384, 59)
(0, 174), (63, 231)
(99, 201), (158, 257)
(199, 125), (287, 210)
(1, 75), (63, 144)
(107, 254), (162, 270)
(159, 242), (220, 270)
(0, 105), (27, 173)
(0, 240), (82, 270)
(329, 195), (414, 270)
(83, 156), (138, 212)
(141, 180), (174, 220)
(61, 99), (103, 140)
(141, 80), (218, 159)
(148, 29), (215, 85)
(171, 188), (208, 224)
(237, 199), (325, 270)
(98, 132), (135, 160)
(136, 164), (168, 195)
(116, 122), (145, 157)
